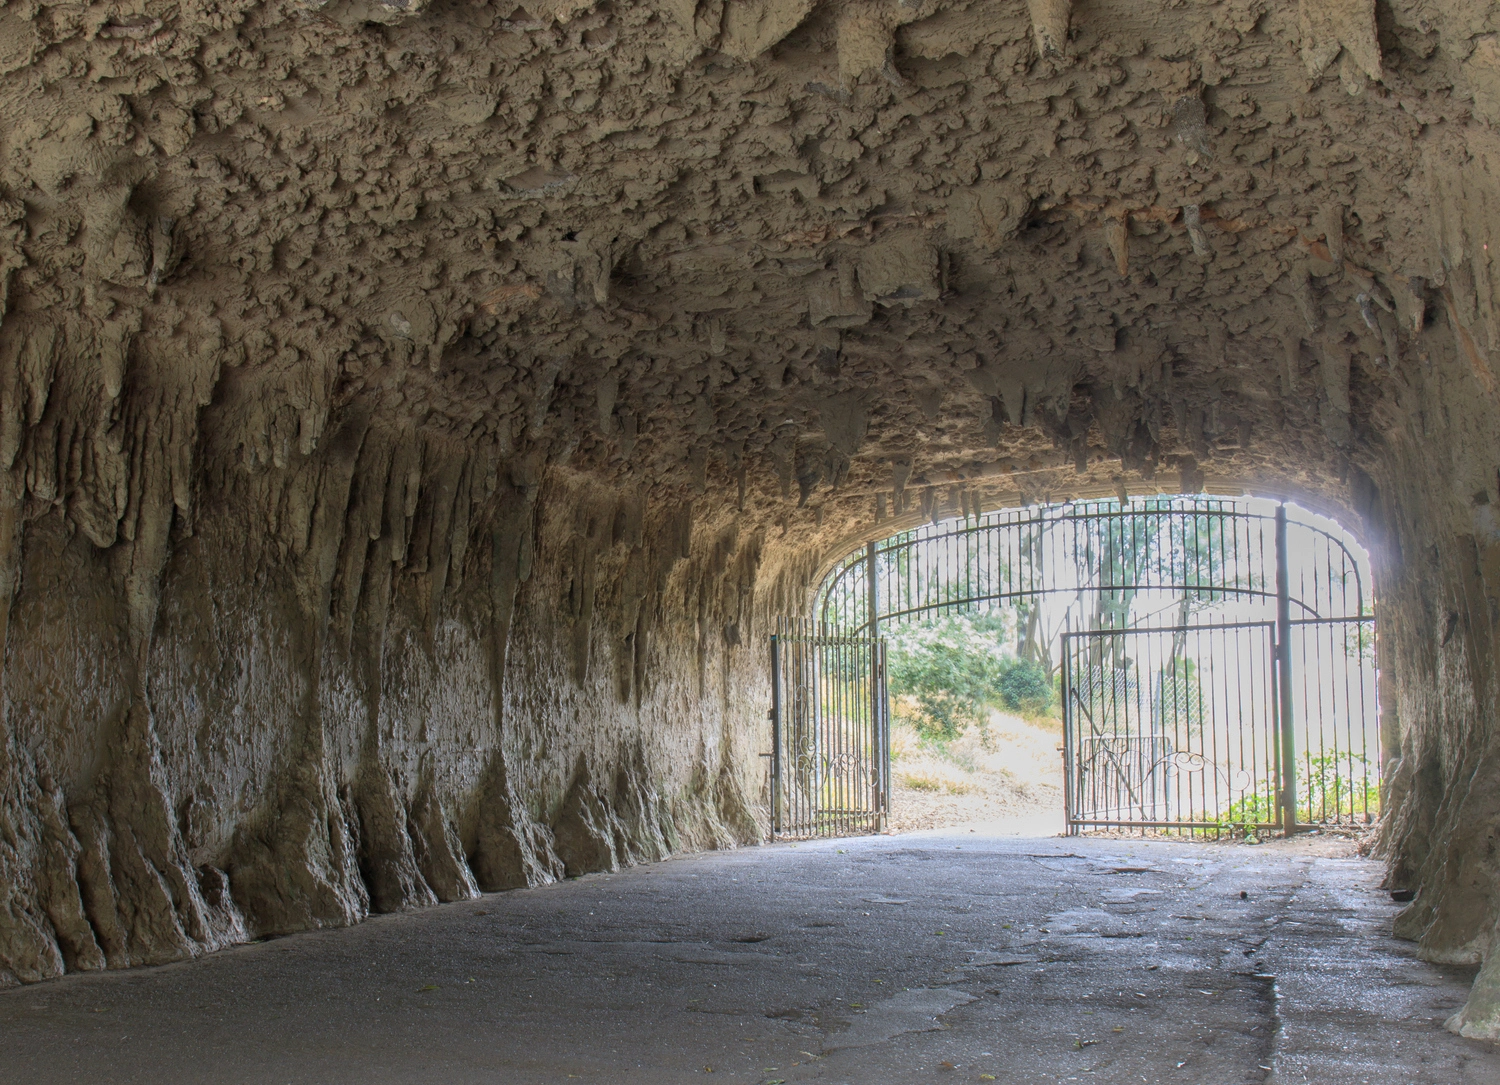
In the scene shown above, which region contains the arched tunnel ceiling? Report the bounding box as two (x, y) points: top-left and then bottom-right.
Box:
(4, 0), (1489, 528)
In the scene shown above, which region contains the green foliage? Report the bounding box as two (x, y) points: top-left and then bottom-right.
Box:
(886, 615), (1053, 741)
(1211, 753), (1380, 829)
(1301, 753), (1381, 821)
(887, 616), (1003, 740)
(997, 657), (1053, 715)
(1220, 787), (1279, 827)
(887, 616), (1005, 738)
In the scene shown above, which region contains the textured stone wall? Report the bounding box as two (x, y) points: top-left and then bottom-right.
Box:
(1, 0), (1499, 1045)
(0, 398), (780, 979)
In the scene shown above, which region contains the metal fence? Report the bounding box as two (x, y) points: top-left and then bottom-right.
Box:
(1288, 616), (1379, 825)
(769, 620), (889, 839)
(1062, 616), (1377, 832)
(796, 495), (1378, 837)
(1063, 622), (1280, 830)
(817, 496), (1368, 637)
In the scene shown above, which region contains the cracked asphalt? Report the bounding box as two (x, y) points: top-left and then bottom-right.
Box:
(1, 829), (1495, 1084)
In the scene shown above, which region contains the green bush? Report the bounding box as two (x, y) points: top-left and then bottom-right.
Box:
(997, 657), (1053, 715)
(886, 615), (1052, 740)
(887, 616), (1003, 740)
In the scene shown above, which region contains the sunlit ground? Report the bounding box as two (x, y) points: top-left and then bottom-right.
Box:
(886, 704), (1065, 834)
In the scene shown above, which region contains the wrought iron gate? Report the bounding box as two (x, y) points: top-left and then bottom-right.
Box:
(789, 494), (1378, 838)
(1061, 616), (1377, 833)
(1059, 503), (1378, 835)
(1063, 622), (1281, 830)
(769, 621), (890, 839)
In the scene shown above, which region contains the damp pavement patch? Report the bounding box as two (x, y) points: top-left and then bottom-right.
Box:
(820, 987), (976, 1051)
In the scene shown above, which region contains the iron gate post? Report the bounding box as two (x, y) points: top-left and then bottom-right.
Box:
(1061, 631), (1076, 836)
(770, 632), (783, 840)
(866, 541), (887, 828)
(872, 637), (887, 828)
(1276, 504), (1298, 836)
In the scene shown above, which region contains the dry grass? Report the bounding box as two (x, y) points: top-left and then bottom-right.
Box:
(898, 770), (977, 795)
(886, 705), (1064, 833)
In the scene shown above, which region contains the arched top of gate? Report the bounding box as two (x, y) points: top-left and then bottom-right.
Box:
(813, 494), (1371, 635)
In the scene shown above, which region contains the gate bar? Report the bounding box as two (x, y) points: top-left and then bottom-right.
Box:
(878, 637), (890, 825)
(866, 542), (885, 828)
(1276, 503), (1297, 837)
(770, 631), (782, 839)
(1062, 630), (1075, 836)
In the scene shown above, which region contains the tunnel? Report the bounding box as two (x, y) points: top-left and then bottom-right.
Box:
(2, 0), (1500, 1077)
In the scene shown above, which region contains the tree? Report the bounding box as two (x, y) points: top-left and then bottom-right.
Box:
(887, 615), (1010, 740)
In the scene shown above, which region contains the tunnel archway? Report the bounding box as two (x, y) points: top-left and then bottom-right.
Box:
(774, 493), (1378, 840)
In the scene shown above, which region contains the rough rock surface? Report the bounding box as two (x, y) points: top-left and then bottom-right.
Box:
(0, 0), (1499, 1040)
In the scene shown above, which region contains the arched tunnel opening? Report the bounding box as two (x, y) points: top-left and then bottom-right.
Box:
(3, 0), (1500, 1080)
(789, 494), (1378, 841)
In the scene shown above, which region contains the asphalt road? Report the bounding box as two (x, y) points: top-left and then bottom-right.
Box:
(1, 829), (1494, 1084)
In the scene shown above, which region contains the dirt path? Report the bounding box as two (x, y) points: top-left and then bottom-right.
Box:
(887, 709), (1065, 834)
